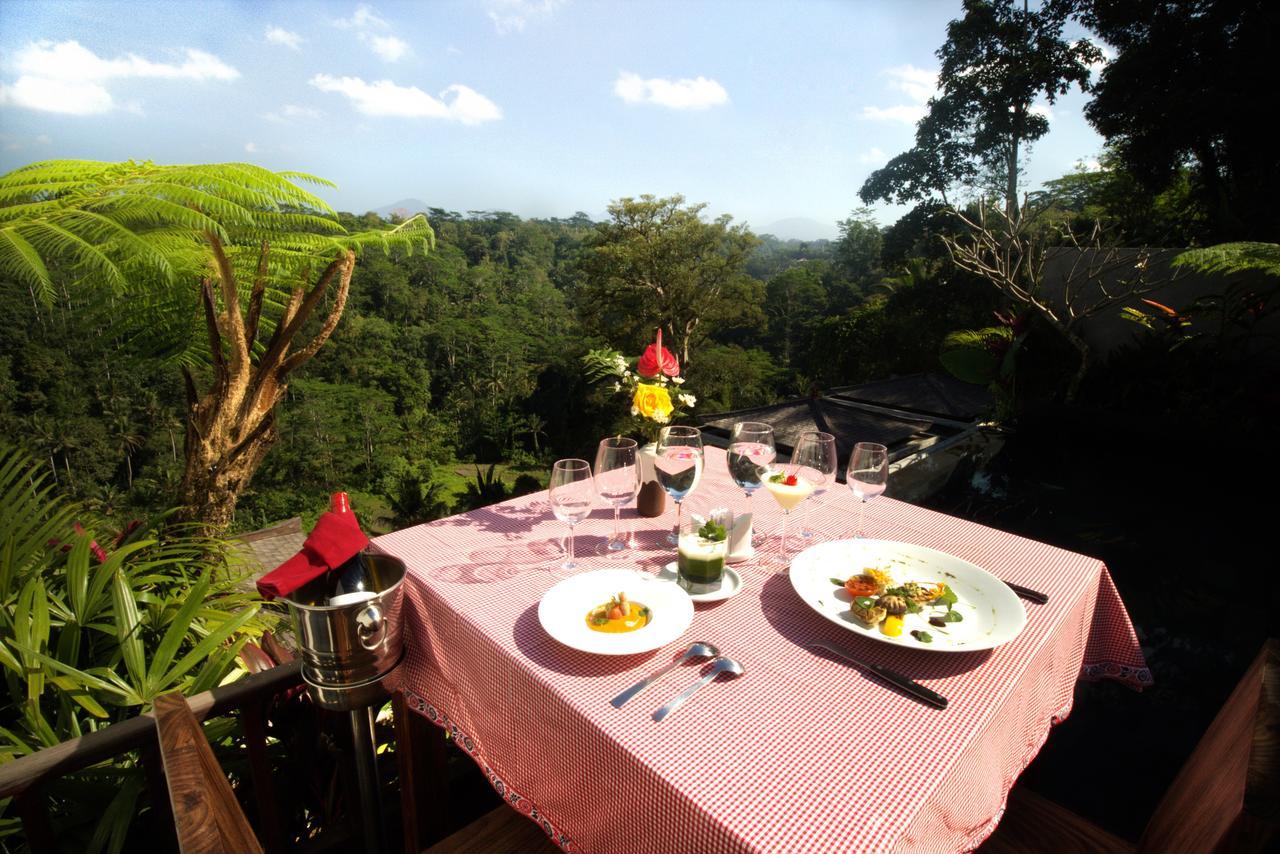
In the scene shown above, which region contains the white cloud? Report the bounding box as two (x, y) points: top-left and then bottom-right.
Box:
(858, 147), (886, 164)
(0, 40), (238, 115)
(367, 34), (409, 62)
(884, 64), (938, 104)
(613, 71), (728, 110)
(265, 26), (303, 51)
(859, 64), (937, 126)
(487, 0), (565, 35)
(860, 104), (926, 124)
(1029, 104), (1053, 120)
(333, 5), (388, 29)
(309, 74), (501, 124)
(330, 5), (411, 62)
(245, 142), (258, 153)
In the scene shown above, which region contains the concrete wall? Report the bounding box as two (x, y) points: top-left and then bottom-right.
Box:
(1039, 248), (1278, 360)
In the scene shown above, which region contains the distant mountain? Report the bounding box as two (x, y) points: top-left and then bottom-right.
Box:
(374, 198), (431, 218)
(761, 217), (837, 242)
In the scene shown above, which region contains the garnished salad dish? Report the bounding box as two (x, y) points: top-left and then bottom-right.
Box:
(586, 592), (651, 634)
(833, 568), (963, 644)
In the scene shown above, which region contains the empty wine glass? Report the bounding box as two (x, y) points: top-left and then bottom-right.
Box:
(549, 459), (593, 573)
(727, 421), (775, 548)
(846, 442), (888, 539)
(797, 432), (837, 541)
(654, 426), (704, 545)
(594, 437), (639, 553)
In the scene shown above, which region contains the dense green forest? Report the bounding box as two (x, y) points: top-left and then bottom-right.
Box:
(0, 196), (1007, 533)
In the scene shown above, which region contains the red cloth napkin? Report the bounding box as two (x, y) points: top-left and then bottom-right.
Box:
(256, 511), (370, 601)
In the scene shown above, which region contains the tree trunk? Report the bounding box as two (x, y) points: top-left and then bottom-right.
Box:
(178, 418), (278, 530)
(174, 241), (356, 531)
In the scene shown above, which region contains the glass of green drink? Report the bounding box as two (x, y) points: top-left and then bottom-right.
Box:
(677, 504), (730, 594)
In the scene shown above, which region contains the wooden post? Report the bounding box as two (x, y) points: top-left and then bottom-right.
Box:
(394, 691), (450, 852)
(242, 699), (287, 852)
(153, 692), (263, 853)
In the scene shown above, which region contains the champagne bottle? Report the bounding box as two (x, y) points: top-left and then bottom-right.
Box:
(327, 491), (372, 600)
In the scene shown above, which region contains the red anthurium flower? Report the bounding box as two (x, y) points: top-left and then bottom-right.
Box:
(636, 328), (680, 378)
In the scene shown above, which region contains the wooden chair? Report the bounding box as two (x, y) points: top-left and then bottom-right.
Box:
(153, 691), (264, 854)
(981, 638), (1279, 853)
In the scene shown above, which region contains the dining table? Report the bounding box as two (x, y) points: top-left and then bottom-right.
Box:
(376, 446), (1150, 853)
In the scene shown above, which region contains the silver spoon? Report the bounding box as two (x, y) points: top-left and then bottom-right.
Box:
(652, 656), (744, 722)
(611, 642), (720, 708)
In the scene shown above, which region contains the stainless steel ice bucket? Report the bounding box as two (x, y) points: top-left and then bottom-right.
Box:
(279, 550), (405, 695)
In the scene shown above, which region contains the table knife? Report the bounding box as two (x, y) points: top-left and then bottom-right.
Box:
(807, 641), (948, 710)
(1004, 581), (1049, 604)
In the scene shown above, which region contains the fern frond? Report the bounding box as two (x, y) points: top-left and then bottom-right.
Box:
(1173, 242), (1280, 278)
(18, 220), (127, 292)
(0, 227), (54, 303)
(276, 170), (339, 190)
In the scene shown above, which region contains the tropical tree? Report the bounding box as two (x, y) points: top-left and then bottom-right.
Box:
(1075, 0), (1279, 241)
(575, 194), (760, 365)
(860, 0), (1101, 218)
(0, 160), (433, 529)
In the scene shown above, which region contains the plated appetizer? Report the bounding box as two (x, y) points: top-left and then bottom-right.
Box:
(586, 592), (651, 634)
(832, 569), (961, 644)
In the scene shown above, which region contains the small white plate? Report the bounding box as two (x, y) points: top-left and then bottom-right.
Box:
(789, 539), (1026, 652)
(659, 562), (744, 602)
(538, 569), (694, 655)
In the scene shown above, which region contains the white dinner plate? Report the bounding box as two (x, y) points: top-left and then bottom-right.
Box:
(789, 539), (1026, 652)
(538, 569), (694, 655)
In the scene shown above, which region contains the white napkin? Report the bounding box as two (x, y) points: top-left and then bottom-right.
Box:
(727, 512), (754, 563)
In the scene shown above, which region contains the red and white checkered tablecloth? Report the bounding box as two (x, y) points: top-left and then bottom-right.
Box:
(377, 447), (1149, 853)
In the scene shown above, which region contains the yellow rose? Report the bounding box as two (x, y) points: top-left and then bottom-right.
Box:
(632, 383), (674, 421)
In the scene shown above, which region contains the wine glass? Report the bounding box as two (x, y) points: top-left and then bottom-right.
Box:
(727, 421), (775, 548)
(763, 442), (820, 567)
(594, 437), (639, 554)
(797, 432), (837, 541)
(654, 426), (703, 546)
(846, 442), (888, 539)
(549, 459), (593, 573)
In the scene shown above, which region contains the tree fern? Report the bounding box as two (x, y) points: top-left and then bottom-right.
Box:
(1173, 242), (1280, 278)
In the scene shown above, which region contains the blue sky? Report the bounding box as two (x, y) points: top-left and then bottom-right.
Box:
(0, 0), (1107, 239)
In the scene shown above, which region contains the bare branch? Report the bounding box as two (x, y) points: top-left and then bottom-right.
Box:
(204, 232), (250, 374)
(278, 251), (356, 377)
(244, 241), (269, 349)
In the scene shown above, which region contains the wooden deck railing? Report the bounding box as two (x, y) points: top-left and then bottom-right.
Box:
(0, 660), (304, 852)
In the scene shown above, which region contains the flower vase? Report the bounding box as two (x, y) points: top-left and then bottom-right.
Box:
(637, 442), (666, 518)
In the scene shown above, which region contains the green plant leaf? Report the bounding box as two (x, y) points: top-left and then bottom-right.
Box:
(147, 573), (211, 685)
(50, 675), (109, 719)
(110, 569), (148, 697)
(158, 604), (259, 691)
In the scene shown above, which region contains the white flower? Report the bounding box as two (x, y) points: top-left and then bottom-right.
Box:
(679, 393), (697, 407)
(653, 411), (670, 424)
(612, 382), (621, 392)
(671, 376), (685, 385)
(614, 355), (627, 370)
(630, 405), (640, 416)
(623, 370), (632, 378)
